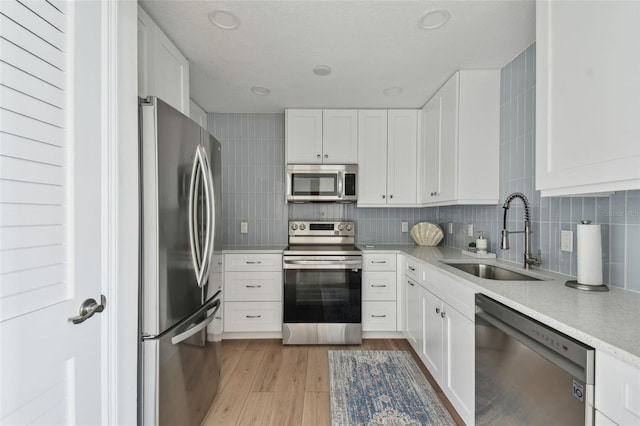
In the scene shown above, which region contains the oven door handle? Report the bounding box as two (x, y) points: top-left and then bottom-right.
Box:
(283, 259), (362, 270)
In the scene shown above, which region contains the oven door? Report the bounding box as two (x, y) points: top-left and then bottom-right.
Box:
(283, 256), (362, 323)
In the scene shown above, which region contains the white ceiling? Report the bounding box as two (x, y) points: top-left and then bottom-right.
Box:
(140, 0), (535, 113)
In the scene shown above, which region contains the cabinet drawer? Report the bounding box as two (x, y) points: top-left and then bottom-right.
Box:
(363, 253), (397, 271)
(362, 271), (396, 301)
(400, 255), (420, 281)
(224, 271), (282, 302)
(596, 351), (640, 426)
(224, 253), (282, 272)
(223, 302), (282, 332)
(362, 302), (397, 332)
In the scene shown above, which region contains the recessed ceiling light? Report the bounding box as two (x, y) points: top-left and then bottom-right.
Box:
(208, 10), (240, 30)
(251, 86), (271, 96)
(383, 87), (403, 97)
(418, 9), (451, 30)
(313, 65), (332, 76)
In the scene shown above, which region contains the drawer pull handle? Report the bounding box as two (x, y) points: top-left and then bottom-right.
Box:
(246, 315), (262, 319)
(246, 261), (262, 264)
(371, 261), (387, 264)
(371, 285), (387, 288)
(371, 315), (387, 318)
(408, 266), (416, 271)
(246, 285), (262, 288)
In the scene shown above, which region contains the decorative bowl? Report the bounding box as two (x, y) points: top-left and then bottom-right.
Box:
(410, 222), (444, 246)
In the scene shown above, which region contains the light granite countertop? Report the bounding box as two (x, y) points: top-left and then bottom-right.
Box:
(358, 244), (640, 369)
(222, 245), (286, 253)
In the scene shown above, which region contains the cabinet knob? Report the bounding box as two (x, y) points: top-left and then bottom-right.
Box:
(382, 195), (386, 199)
(316, 154), (321, 158)
(441, 311), (446, 318)
(324, 154), (328, 158)
(435, 307), (440, 314)
(389, 195), (393, 199)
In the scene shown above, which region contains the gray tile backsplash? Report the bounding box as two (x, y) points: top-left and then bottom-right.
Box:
(209, 43), (639, 292)
(209, 113), (288, 246)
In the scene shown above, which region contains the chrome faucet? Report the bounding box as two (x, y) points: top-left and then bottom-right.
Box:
(501, 192), (542, 269)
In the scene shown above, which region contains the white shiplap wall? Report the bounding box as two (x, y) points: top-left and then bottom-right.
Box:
(0, 0), (68, 321)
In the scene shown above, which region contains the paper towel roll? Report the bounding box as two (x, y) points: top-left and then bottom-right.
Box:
(577, 223), (603, 285)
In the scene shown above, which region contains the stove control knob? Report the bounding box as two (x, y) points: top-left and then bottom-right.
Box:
(338, 223), (345, 231)
(299, 223), (306, 231)
(346, 224), (353, 231)
(291, 223), (298, 230)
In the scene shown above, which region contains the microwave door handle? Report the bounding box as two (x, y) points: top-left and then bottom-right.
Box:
(337, 171), (344, 199)
(286, 172), (292, 201)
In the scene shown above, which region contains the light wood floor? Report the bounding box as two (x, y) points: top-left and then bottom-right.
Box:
(201, 339), (464, 426)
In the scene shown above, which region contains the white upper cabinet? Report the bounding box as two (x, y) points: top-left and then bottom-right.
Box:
(322, 110), (358, 163)
(285, 109), (357, 164)
(357, 110), (388, 205)
(387, 110), (418, 205)
(138, 6), (190, 115)
(189, 99), (207, 130)
(420, 70), (500, 206)
(358, 110), (418, 206)
(536, 1), (640, 196)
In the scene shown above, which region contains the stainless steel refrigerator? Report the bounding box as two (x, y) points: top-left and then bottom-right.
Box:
(138, 97), (222, 426)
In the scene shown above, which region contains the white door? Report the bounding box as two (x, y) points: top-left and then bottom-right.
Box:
(1, 1), (106, 423)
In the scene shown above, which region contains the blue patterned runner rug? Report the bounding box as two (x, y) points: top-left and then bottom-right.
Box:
(328, 350), (455, 426)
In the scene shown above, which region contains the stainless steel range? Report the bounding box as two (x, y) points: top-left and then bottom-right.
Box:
(283, 221), (362, 345)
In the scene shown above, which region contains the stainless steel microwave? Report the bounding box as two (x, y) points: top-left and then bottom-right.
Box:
(286, 164), (357, 203)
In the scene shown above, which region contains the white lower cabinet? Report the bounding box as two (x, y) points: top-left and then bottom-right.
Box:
(595, 351), (640, 426)
(405, 277), (424, 351)
(223, 253), (283, 333)
(362, 301), (396, 332)
(403, 255), (475, 425)
(362, 252), (398, 332)
(224, 302), (281, 332)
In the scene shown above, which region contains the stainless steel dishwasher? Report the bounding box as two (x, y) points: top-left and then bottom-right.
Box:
(475, 294), (594, 425)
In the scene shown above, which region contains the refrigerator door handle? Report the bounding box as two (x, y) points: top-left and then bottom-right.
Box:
(198, 147), (215, 288)
(170, 296), (221, 345)
(188, 147), (203, 284)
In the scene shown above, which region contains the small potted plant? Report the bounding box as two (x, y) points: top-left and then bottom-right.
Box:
(468, 242), (477, 253)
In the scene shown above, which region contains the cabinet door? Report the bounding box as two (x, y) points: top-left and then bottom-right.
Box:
(422, 97), (441, 202)
(422, 289), (444, 383)
(286, 109), (323, 164)
(435, 75), (458, 203)
(357, 110), (388, 205)
(322, 110), (358, 164)
(405, 278), (423, 353)
(442, 304), (475, 425)
(387, 110), (417, 204)
(138, 6), (189, 115)
(153, 23), (189, 115)
(536, 1), (640, 196)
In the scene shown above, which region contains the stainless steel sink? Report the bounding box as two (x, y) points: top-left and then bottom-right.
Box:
(443, 262), (542, 281)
